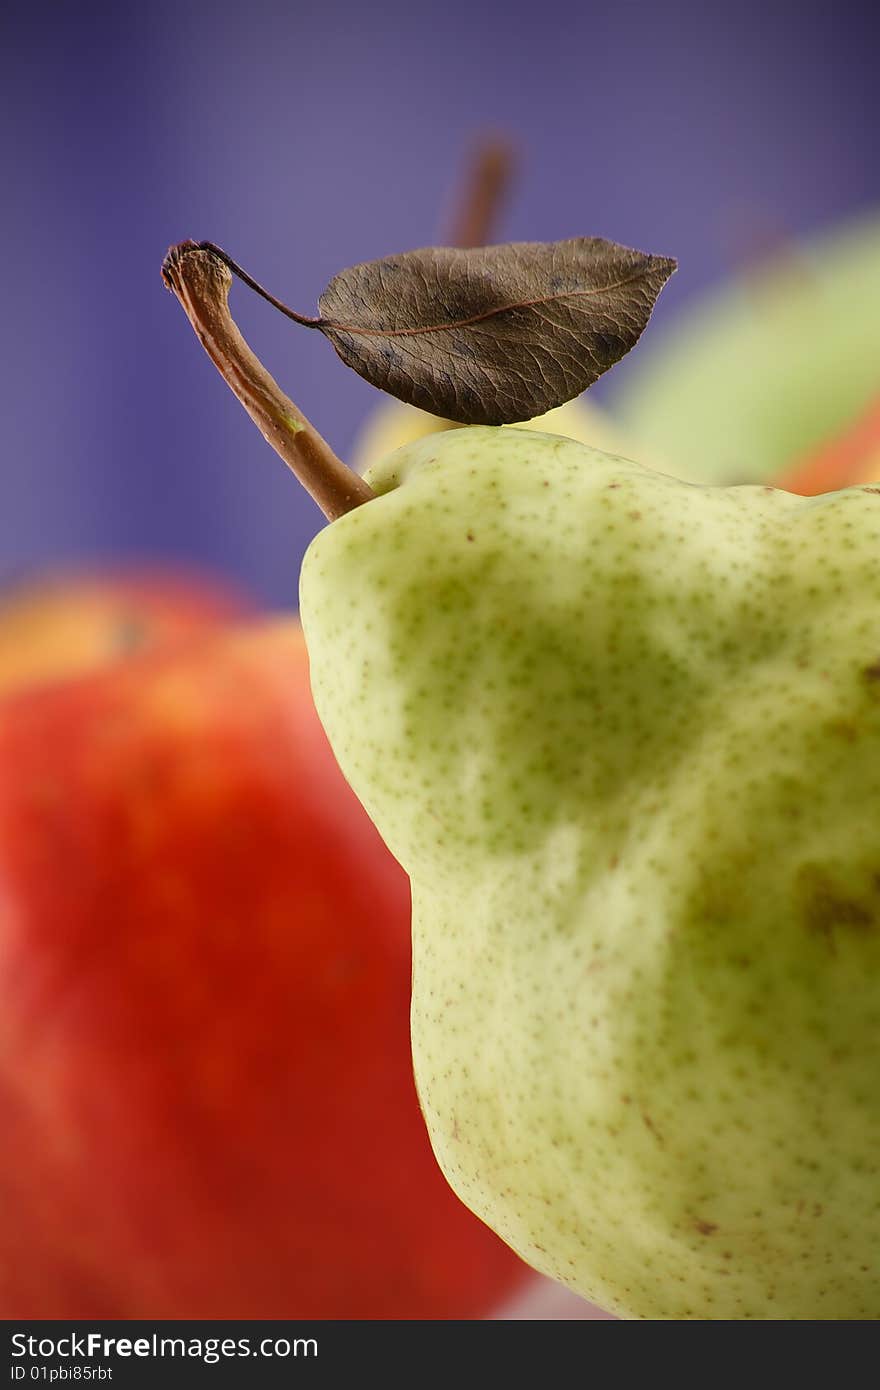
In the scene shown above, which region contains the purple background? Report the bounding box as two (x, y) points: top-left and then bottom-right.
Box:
(2, 0), (878, 609)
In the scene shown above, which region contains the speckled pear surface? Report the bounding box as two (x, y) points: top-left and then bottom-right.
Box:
(299, 426), (880, 1320)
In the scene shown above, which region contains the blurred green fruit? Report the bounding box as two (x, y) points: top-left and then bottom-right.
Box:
(608, 210), (880, 485)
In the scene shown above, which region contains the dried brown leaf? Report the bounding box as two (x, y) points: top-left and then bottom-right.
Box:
(316, 238), (676, 425)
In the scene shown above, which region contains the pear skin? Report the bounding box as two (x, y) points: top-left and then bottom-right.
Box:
(301, 425), (880, 1320)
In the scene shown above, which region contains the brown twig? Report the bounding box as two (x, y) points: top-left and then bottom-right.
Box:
(161, 242), (375, 522)
(446, 135), (518, 248)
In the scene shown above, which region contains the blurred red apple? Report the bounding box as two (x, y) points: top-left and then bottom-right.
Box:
(0, 612), (527, 1318)
(0, 564), (254, 695)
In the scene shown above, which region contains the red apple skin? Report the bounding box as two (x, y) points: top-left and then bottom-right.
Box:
(0, 618), (526, 1318)
(0, 565), (255, 696)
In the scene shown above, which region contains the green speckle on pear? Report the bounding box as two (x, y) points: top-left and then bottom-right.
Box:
(299, 425), (880, 1320)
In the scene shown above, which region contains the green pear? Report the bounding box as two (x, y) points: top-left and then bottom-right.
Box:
(300, 424), (880, 1321)
(608, 209), (880, 485)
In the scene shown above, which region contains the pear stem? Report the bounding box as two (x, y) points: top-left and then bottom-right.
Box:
(447, 135), (517, 248)
(161, 241), (376, 522)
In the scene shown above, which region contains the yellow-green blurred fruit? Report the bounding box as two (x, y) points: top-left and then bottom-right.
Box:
(350, 396), (634, 475)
